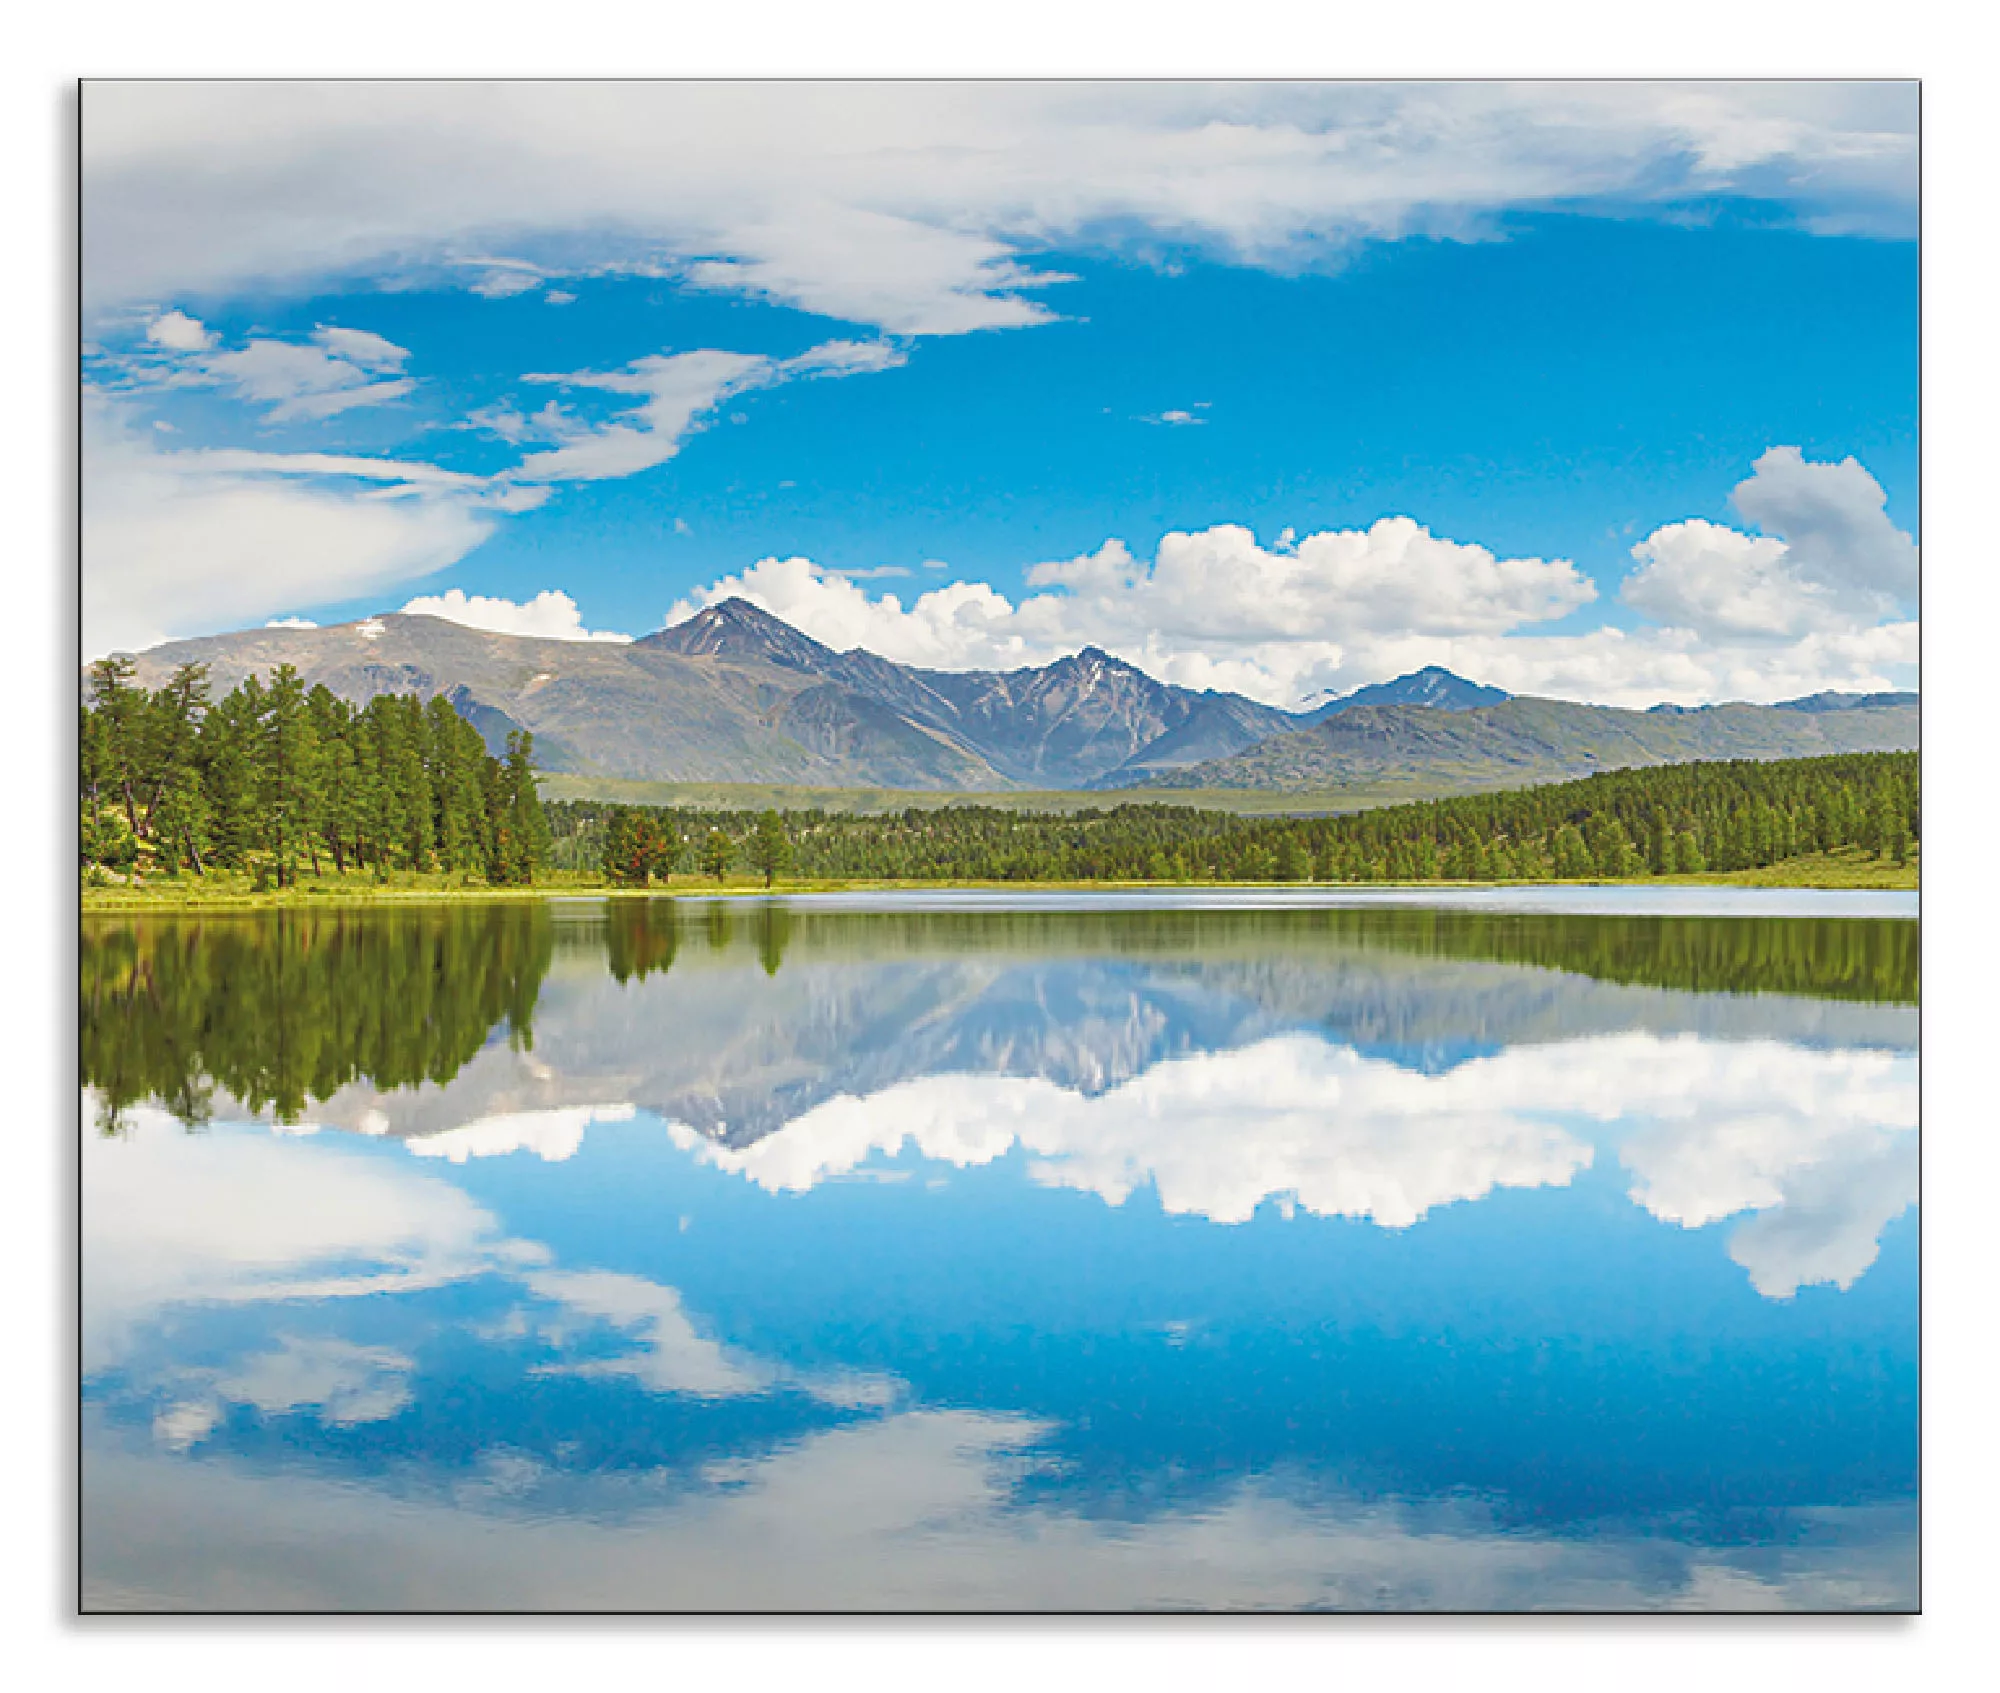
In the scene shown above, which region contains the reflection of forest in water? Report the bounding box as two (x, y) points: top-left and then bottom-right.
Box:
(81, 900), (1920, 1134)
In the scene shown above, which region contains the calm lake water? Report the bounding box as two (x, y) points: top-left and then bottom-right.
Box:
(79, 892), (1919, 1612)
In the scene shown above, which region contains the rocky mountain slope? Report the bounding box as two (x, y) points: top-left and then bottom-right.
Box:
(106, 600), (1918, 795)
(110, 599), (1293, 789)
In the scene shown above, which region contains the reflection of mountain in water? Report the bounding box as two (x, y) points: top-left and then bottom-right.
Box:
(1168, 955), (1913, 1074)
(81, 901), (1917, 1148)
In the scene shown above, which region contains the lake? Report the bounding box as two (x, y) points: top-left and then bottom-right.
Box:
(79, 891), (1920, 1612)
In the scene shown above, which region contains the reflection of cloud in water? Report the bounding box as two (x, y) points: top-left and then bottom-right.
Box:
(83, 1098), (892, 1426)
(1608, 1041), (1917, 1298)
(664, 1034), (1917, 1294)
(81, 1100), (539, 1371)
(82, 1405), (1916, 1613)
(669, 1038), (1595, 1228)
(406, 1104), (637, 1164)
(522, 1268), (765, 1399)
(1710, 1142), (1916, 1300)
(153, 1337), (417, 1451)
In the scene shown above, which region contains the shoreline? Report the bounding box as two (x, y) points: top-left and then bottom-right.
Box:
(81, 861), (1920, 915)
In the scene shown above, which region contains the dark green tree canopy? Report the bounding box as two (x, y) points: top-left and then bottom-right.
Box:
(81, 675), (550, 888)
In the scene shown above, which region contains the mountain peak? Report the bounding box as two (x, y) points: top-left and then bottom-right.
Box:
(1303, 666), (1509, 721)
(638, 598), (836, 670)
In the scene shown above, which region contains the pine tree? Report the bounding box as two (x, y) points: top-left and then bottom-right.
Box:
(263, 665), (326, 886)
(700, 828), (734, 883)
(748, 810), (791, 888)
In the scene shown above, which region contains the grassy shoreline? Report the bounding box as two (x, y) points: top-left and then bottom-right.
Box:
(80, 848), (1916, 912)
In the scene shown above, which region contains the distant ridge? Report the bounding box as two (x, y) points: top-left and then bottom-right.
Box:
(1772, 690), (1920, 714)
(1128, 694), (1918, 795)
(106, 601), (1291, 790)
(101, 601), (1917, 798)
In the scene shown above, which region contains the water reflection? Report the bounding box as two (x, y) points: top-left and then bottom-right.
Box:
(79, 897), (1919, 1611)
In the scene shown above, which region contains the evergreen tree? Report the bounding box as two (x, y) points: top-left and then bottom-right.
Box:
(748, 810), (791, 888)
(700, 828), (734, 883)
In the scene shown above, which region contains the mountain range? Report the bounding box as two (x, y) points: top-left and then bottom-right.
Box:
(109, 599), (1918, 797)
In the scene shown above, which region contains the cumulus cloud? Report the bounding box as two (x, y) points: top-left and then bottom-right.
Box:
(661, 443), (1917, 707)
(1622, 448), (1917, 641)
(397, 590), (633, 645)
(145, 308), (215, 351)
(83, 83), (1916, 333)
(667, 519), (1597, 701)
(83, 395), (507, 656)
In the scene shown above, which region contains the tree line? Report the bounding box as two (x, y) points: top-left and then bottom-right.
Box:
(81, 659), (551, 887)
(548, 751), (1919, 887)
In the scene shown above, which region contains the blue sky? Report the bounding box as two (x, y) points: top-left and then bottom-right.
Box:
(81, 82), (1919, 706)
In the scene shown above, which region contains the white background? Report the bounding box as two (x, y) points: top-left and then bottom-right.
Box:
(5, 5), (1995, 1687)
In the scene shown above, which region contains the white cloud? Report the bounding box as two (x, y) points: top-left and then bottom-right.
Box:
(145, 308), (214, 351)
(113, 319), (418, 422)
(1623, 448), (1918, 641)
(397, 589), (633, 645)
(201, 328), (416, 421)
(506, 338), (904, 484)
(513, 349), (770, 482)
(83, 395), (506, 656)
(310, 324), (409, 370)
(1358, 618), (1920, 710)
(264, 615), (318, 630)
(664, 442), (1917, 707)
(471, 270), (545, 299)
(669, 519), (1598, 703)
(779, 338), (909, 380)
(83, 83), (1916, 334)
